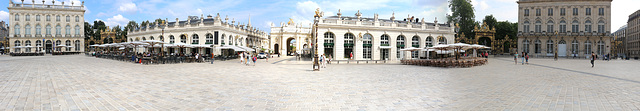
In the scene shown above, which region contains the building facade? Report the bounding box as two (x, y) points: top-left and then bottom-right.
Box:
(0, 21), (8, 54)
(85, 26), (126, 51)
(285, 9), (456, 61)
(611, 25), (626, 58)
(517, 0), (612, 58)
(127, 14), (268, 55)
(627, 9), (640, 59)
(269, 19), (312, 56)
(8, 1), (85, 53)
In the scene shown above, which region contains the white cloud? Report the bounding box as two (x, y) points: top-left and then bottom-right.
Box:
(611, 0), (640, 30)
(104, 15), (130, 27)
(0, 11), (9, 22)
(118, 2), (138, 13)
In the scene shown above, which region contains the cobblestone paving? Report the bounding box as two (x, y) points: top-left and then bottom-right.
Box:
(0, 55), (639, 110)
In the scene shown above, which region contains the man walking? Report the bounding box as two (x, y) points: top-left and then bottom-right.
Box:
(591, 52), (597, 67)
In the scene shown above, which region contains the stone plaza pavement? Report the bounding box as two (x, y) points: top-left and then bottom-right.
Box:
(0, 55), (639, 110)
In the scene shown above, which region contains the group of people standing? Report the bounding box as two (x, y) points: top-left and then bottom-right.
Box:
(514, 52), (529, 65)
(318, 54), (331, 68)
(239, 52), (258, 66)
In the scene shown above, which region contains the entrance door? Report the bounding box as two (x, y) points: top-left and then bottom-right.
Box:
(381, 49), (389, 60)
(274, 44), (279, 54)
(45, 40), (52, 54)
(558, 44), (567, 57)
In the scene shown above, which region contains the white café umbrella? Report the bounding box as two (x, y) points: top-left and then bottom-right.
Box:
(469, 44), (490, 57)
(449, 43), (471, 60)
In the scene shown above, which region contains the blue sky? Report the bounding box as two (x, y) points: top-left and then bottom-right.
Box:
(1, 0), (638, 33)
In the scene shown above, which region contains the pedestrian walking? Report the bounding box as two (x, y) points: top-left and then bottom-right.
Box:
(514, 53), (519, 65)
(252, 55), (257, 66)
(521, 52), (525, 65)
(350, 52), (353, 60)
(322, 54), (327, 68)
(591, 52), (597, 67)
(240, 53), (244, 64)
(319, 54), (325, 68)
(525, 52), (529, 64)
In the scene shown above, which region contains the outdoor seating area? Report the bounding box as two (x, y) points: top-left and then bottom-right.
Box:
(52, 52), (82, 55)
(86, 40), (253, 65)
(9, 52), (44, 56)
(400, 43), (491, 68)
(401, 57), (488, 68)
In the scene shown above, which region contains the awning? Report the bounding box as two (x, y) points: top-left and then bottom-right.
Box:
(237, 45), (256, 52)
(379, 46), (392, 49)
(220, 45), (245, 51)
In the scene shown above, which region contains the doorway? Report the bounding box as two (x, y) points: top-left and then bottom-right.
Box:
(45, 40), (52, 54)
(286, 38), (296, 56)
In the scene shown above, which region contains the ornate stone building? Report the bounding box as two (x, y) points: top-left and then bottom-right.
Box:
(457, 23), (517, 54)
(8, 1), (85, 53)
(127, 14), (268, 55)
(269, 19), (312, 56)
(611, 25), (626, 58)
(628, 9), (640, 59)
(0, 21), (8, 54)
(517, 0), (612, 58)
(280, 9), (456, 61)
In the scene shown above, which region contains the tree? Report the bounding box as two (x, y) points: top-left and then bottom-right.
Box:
(112, 25), (123, 39)
(153, 18), (164, 25)
(124, 21), (138, 32)
(84, 22), (93, 40)
(93, 20), (107, 40)
(495, 21), (518, 40)
(482, 15), (497, 29)
(446, 0), (475, 40)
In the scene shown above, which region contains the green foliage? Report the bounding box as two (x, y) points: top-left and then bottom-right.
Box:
(482, 15), (497, 29)
(446, 0), (475, 39)
(84, 22), (93, 40)
(92, 20), (106, 40)
(495, 21), (518, 40)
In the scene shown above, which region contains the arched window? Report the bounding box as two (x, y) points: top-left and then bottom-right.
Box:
(169, 35), (175, 43)
(75, 25), (80, 35)
(142, 37), (146, 41)
(25, 25), (31, 35)
(559, 20), (567, 32)
(55, 25), (62, 35)
(597, 40), (605, 55)
(75, 40), (81, 51)
(36, 15), (40, 21)
(584, 40), (592, 54)
(14, 25), (20, 35)
(324, 32), (335, 48)
(411, 35), (420, 58)
(221, 34), (226, 44)
(426, 36), (433, 47)
(14, 40), (21, 52)
(25, 15), (30, 21)
(344, 33), (354, 59)
(206, 33), (214, 44)
(35, 25), (41, 35)
(229, 35), (233, 45)
(159, 35), (164, 41)
(438, 37), (447, 44)
(546, 20), (554, 32)
(192, 34), (199, 44)
(46, 15), (50, 21)
(55, 40), (61, 51)
(180, 35), (187, 43)
(397, 35), (405, 59)
(597, 20), (606, 33)
(36, 40), (42, 52)
(66, 16), (70, 22)
(65, 40), (71, 51)
(571, 20), (579, 32)
(380, 34), (389, 45)
(363, 34), (372, 59)
(546, 39), (554, 54)
(25, 40), (31, 52)
(584, 20), (592, 32)
(523, 21), (530, 32)
(65, 25), (71, 35)
(15, 14), (20, 21)
(523, 39), (530, 53)
(150, 36), (154, 40)
(75, 16), (79, 22)
(534, 39), (542, 53)
(46, 25), (52, 35)
(56, 15), (60, 21)
(535, 20), (542, 32)
(572, 39), (579, 54)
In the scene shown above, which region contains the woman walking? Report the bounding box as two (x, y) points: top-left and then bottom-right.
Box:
(591, 52), (597, 67)
(521, 52), (525, 65)
(514, 53), (519, 65)
(525, 52), (529, 64)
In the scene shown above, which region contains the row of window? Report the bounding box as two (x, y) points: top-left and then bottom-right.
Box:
(522, 39), (606, 55)
(13, 40), (81, 52)
(524, 8), (605, 16)
(15, 14), (80, 22)
(523, 20), (606, 33)
(133, 32), (249, 46)
(323, 32), (448, 59)
(14, 24), (81, 36)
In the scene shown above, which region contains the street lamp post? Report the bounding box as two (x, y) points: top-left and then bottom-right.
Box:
(312, 9), (322, 71)
(554, 31), (558, 61)
(160, 20), (166, 64)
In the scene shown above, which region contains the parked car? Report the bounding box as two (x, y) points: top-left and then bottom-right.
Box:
(257, 53), (268, 59)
